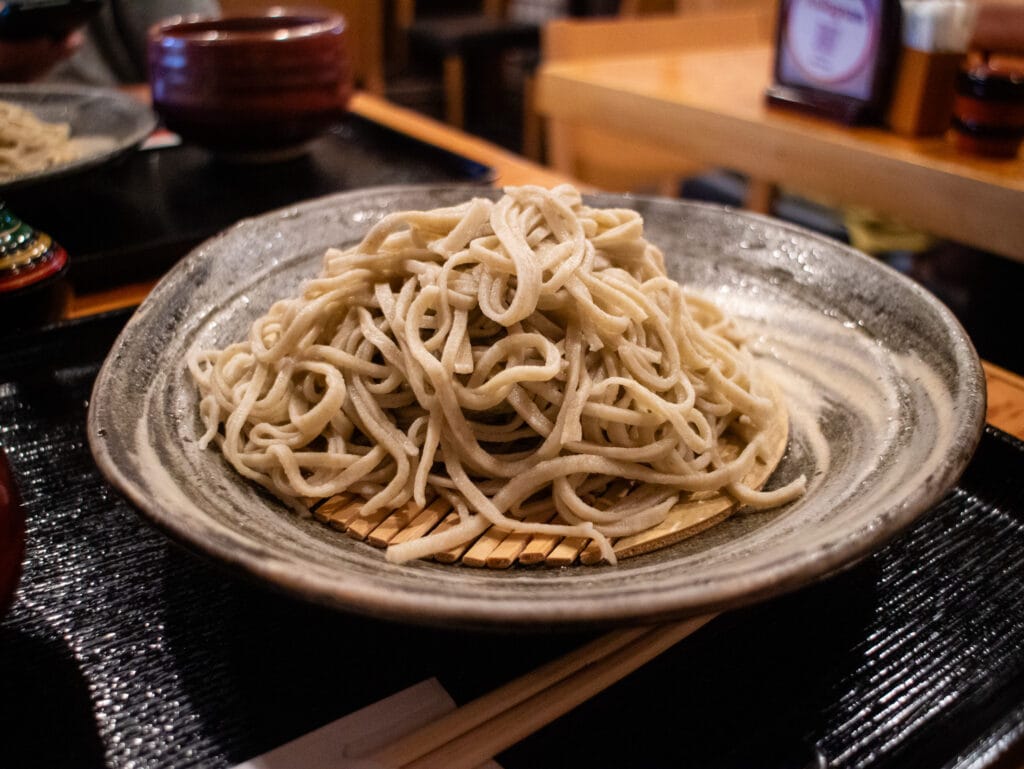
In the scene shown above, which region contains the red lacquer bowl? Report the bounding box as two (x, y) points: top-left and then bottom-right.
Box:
(147, 10), (353, 160)
(0, 449), (25, 618)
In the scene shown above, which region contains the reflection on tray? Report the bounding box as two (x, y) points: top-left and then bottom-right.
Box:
(2, 114), (494, 294)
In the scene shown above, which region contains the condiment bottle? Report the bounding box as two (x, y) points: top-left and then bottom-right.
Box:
(952, 59), (1024, 156)
(950, 2), (1024, 158)
(886, 0), (975, 135)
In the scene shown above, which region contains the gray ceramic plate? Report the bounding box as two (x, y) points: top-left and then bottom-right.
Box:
(0, 84), (156, 192)
(87, 185), (986, 629)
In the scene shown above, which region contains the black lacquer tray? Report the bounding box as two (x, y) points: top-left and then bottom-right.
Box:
(1, 310), (1023, 769)
(1, 114), (493, 294)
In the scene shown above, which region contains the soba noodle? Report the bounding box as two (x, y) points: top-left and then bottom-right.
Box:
(189, 185), (805, 564)
(0, 100), (79, 181)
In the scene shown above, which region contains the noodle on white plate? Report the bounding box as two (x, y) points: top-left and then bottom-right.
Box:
(189, 185), (805, 565)
(0, 100), (79, 181)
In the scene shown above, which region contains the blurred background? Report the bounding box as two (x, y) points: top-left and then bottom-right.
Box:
(180, 0), (1024, 374)
(2, 0), (1023, 373)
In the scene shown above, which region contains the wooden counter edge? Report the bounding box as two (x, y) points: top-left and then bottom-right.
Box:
(349, 92), (576, 190)
(983, 361), (1024, 440)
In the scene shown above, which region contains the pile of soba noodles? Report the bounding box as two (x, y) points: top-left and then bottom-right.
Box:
(189, 185), (804, 564)
(0, 100), (79, 181)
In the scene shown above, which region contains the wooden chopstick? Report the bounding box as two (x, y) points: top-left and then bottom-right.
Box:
(360, 613), (717, 769)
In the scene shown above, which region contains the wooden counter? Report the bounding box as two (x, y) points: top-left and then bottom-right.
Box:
(536, 44), (1024, 263)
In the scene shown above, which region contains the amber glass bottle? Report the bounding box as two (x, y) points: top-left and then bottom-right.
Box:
(953, 59), (1024, 157)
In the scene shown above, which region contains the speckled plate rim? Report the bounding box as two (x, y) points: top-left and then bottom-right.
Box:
(0, 83), (156, 193)
(87, 185), (987, 629)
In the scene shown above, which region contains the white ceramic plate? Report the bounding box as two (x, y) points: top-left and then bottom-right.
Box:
(0, 84), (156, 192)
(87, 186), (986, 629)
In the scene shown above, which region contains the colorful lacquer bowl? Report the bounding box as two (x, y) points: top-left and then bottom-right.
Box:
(0, 204), (69, 329)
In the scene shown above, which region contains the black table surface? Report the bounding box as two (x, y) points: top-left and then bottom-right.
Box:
(2, 122), (1024, 769)
(2, 113), (492, 295)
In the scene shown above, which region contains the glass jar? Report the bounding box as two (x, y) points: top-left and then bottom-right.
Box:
(952, 61), (1024, 157)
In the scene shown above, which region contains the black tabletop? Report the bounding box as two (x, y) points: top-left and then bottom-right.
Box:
(2, 114), (492, 295)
